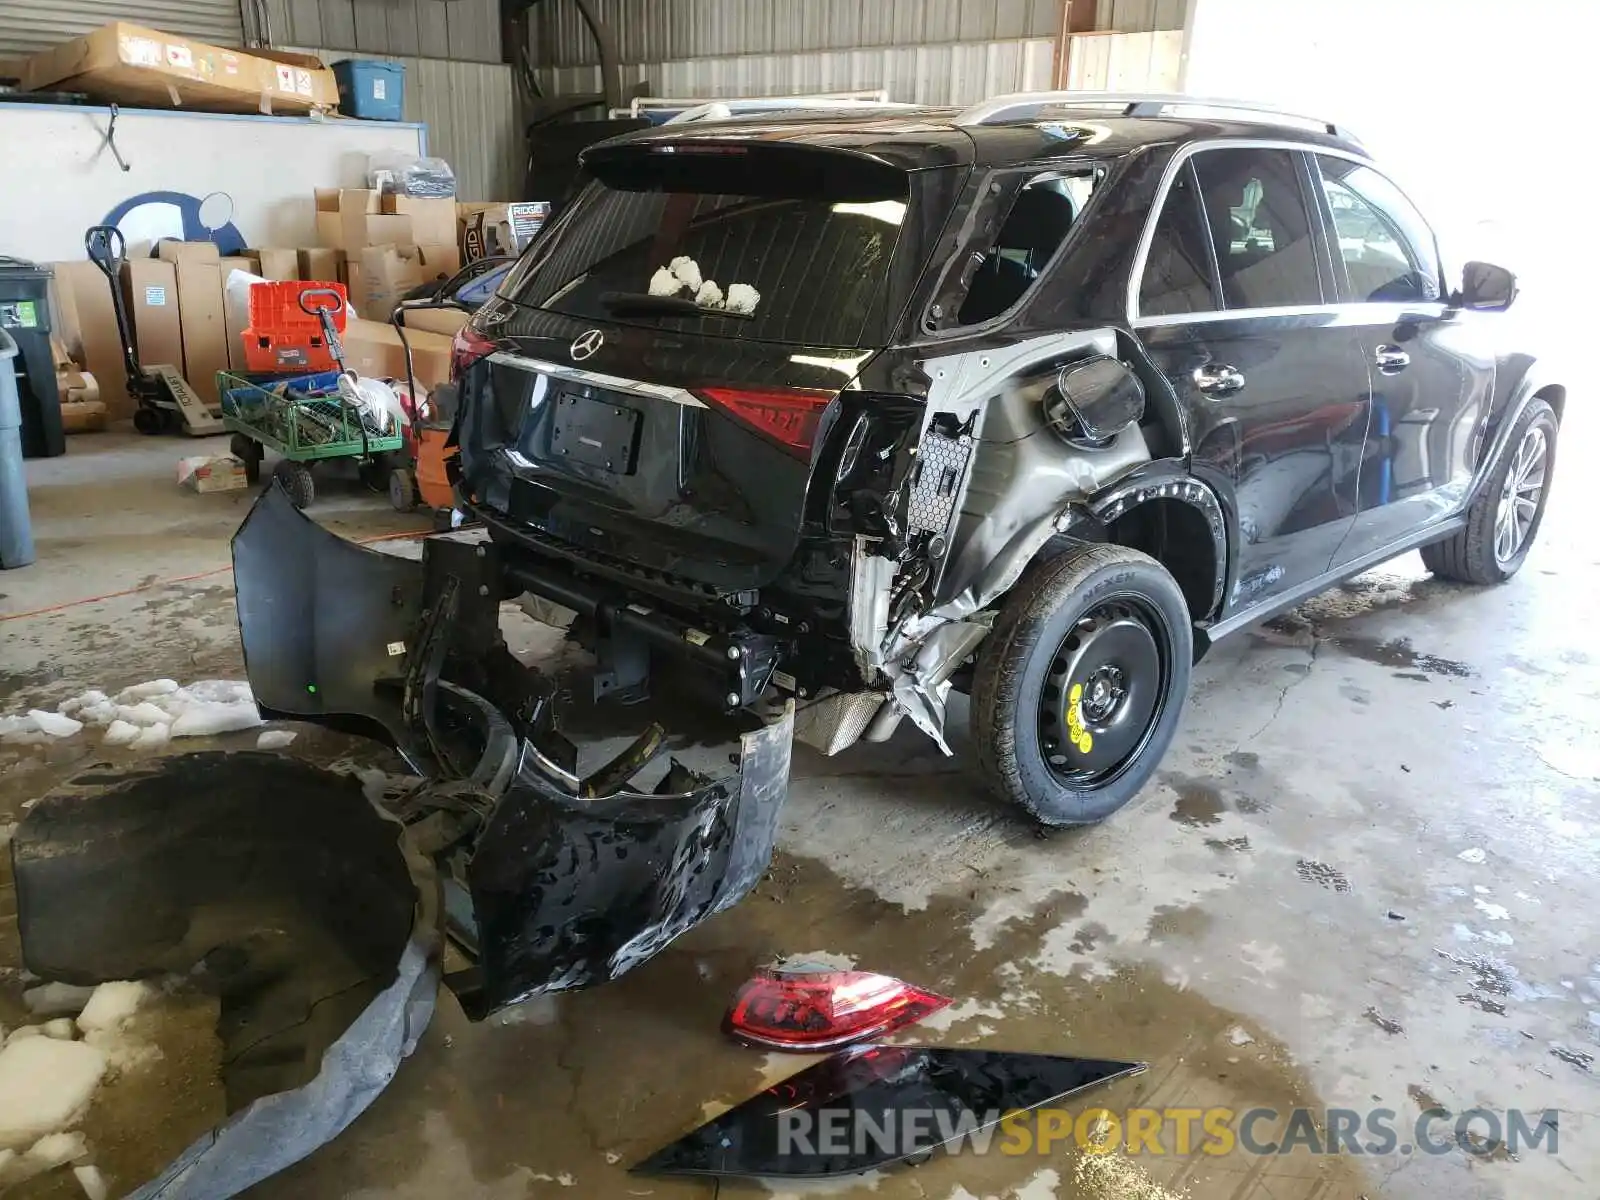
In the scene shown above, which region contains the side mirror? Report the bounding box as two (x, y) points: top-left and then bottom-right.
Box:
(1456, 261), (1518, 312)
(1049, 355), (1146, 446)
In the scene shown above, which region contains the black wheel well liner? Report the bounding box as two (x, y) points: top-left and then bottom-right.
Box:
(1105, 499), (1218, 622)
(1078, 466), (1231, 624)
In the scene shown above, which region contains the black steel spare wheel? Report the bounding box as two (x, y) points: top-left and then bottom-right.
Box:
(972, 543), (1193, 826)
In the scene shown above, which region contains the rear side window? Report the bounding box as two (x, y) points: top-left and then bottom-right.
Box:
(1316, 156), (1443, 303)
(1138, 161), (1220, 317)
(505, 146), (914, 348)
(1190, 148), (1323, 310)
(958, 168), (1100, 324)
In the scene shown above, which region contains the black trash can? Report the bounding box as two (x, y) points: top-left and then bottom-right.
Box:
(0, 257), (65, 459)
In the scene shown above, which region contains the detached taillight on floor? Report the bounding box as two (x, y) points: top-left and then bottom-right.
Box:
(450, 324), (497, 380)
(723, 964), (951, 1051)
(696, 386), (835, 459)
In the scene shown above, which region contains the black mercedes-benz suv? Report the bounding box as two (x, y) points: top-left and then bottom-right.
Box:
(446, 91), (1564, 827)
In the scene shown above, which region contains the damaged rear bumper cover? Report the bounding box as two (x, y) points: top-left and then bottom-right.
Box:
(232, 483), (795, 1017)
(8, 487), (793, 1200)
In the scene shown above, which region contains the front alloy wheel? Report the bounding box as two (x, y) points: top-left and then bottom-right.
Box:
(1493, 424), (1548, 567)
(1422, 398), (1558, 585)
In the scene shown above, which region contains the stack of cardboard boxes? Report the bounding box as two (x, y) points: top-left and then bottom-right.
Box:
(44, 192), (549, 422)
(50, 241), (249, 413)
(311, 188), (462, 318)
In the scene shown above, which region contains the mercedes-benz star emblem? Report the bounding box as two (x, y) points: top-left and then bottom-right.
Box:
(570, 330), (604, 361)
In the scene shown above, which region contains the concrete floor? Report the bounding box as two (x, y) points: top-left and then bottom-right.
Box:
(2, 406), (1596, 1200)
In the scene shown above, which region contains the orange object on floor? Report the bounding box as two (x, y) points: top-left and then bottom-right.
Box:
(414, 425), (455, 511)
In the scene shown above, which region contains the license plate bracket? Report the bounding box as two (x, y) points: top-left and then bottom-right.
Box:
(550, 391), (641, 474)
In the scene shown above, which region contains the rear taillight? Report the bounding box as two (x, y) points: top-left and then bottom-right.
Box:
(723, 964), (951, 1051)
(696, 386), (835, 459)
(451, 324), (497, 380)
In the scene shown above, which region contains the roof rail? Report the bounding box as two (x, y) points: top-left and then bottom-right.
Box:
(661, 96), (917, 125)
(620, 89), (891, 119)
(954, 91), (1361, 143)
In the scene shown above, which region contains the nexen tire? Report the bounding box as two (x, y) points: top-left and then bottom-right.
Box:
(971, 543), (1193, 826)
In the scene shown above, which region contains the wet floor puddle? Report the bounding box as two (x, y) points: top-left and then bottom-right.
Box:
(254, 853), (1375, 1200)
(1326, 634), (1475, 680)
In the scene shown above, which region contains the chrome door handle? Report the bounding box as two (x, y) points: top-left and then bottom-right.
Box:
(1193, 363), (1245, 396)
(1375, 345), (1411, 373)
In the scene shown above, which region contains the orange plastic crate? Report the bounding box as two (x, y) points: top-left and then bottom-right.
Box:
(241, 280), (348, 374)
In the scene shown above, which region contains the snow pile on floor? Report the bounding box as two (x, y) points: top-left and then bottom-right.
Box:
(256, 729), (298, 750)
(77, 982), (154, 1037)
(1, 678), (271, 749)
(0, 1036), (107, 1150)
(29, 710), (83, 738)
(0, 976), (220, 1196)
(77, 981), (162, 1071)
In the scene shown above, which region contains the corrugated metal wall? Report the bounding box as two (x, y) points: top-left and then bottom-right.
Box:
(1096, 0), (1189, 32)
(533, 40), (1056, 106)
(254, 0), (499, 63)
(0, 0), (243, 58)
(527, 0), (1061, 66)
(298, 48), (523, 199)
(1065, 30), (1184, 90)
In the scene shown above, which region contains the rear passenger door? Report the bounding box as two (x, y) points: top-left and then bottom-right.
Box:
(1310, 154), (1497, 566)
(1134, 146), (1372, 614)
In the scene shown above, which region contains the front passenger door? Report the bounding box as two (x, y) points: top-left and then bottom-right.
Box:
(1312, 155), (1497, 566)
(1134, 147), (1372, 614)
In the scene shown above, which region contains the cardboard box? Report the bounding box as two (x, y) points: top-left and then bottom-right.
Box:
(155, 240), (220, 265)
(342, 318), (453, 391)
(122, 258), (183, 373)
(382, 195), (457, 247)
(458, 201), (550, 262)
(52, 262), (130, 417)
(178, 454), (248, 493)
(344, 261), (365, 311)
(316, 187), (373, 249)
(18, 23), (337, 115)
(254, 248), (300, 281)
(175, 261), (228, 406)
(396, 306), (469, 338)
(417, 242), (462, 281)
(352, 245), (424, 318)
(298, 248), (343, 285)
(219, 256), (254, 371)
(317, 188), (412, 250)
(48, 274), (83, 365)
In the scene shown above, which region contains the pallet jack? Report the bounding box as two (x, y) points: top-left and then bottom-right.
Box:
(85, 225), (223, 436)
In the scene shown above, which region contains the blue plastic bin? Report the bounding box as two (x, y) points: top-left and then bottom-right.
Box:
(333, 60), (405, 121)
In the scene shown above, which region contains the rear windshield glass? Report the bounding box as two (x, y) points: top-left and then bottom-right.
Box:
(503, 145), (914, 348)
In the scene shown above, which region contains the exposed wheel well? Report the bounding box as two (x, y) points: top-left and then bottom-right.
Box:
(1105, 499), (1218, 623)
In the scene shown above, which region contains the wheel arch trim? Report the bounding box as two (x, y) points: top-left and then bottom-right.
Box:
(1084, 462), (1231, 622)
(1472, 368), (1564, 504)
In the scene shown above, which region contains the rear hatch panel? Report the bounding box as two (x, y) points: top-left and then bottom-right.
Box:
(459, 319), (855, 594)
(457, 137), (961, 597)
